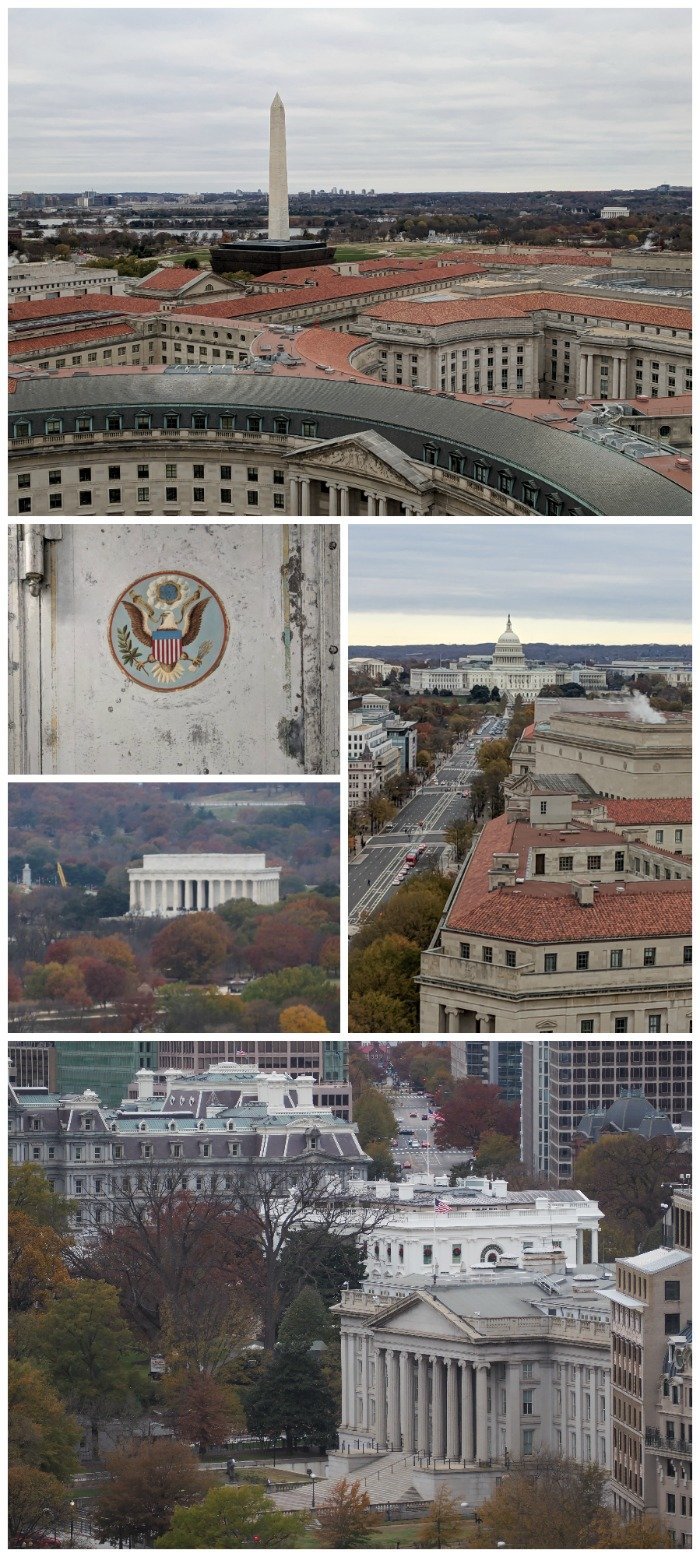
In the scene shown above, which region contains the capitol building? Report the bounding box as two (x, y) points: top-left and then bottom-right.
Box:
(409, 614), (600, 700)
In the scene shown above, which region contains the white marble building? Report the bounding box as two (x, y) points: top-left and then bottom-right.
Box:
(360, 1178), (601, 1284)
(409, 616), (568, 701)
(127, 851), (280, 915)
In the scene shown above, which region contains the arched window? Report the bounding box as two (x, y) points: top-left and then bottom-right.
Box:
(480, 1244), (503, 1265)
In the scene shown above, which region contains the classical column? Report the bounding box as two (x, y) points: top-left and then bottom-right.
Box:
(300, 477), (311, 515)
(328, 482), (338, 515)
(461, 1362), (475, 1462)
(506, 1362), (521, 1462)
(591, 1225), (599, 1263)
(446, 1359), (460, 1460)
(432, 1356), (446, 1462)
(339, 484), (350, 516)
(475, 1364), (489, 1461)
(377, 495), (388, 514)
(577, 353), (587, 396)
(619, 358), (627, 399)
(417, 1354), (430, 1456)
(387, 1349), (401, 1450)
(576, 1228), (584, 1266)
(585, 354), (594, 397)
(400, 1351), (414, 1451)
(375, 1348), (388, 1449)
(362, 1334), (371, 1435)
(341, 1332), (350, 1426)
(444, 1006), (460, 1033)
(289, 475), (299, 515)
(366, 492), (377, 515)
(611, 358), (620, 398)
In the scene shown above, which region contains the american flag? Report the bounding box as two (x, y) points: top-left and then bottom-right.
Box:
(434, 1197), (450, 1214)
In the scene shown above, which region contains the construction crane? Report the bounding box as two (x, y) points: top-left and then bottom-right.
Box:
(56, 862), (68, 889)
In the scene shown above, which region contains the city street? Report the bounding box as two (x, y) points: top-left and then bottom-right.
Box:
(348, 712), (508, 930)
(389, 1088), (472, 1177)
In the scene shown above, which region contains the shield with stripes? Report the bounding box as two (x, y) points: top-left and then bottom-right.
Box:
(152, 628), (183, 666)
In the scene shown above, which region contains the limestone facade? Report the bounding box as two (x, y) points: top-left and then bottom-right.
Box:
(127, 851), (280, 915)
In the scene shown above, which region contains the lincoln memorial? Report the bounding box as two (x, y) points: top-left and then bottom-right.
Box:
(127, 852), (280, 915)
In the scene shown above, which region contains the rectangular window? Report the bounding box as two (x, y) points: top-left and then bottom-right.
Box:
(79, 491), (92, 506)
(460, 943), (470, 960)
(452, 1244), (461, 1263)
(108, 465), (120, 480)
(614, 1017), (629, 1033)
(643, 947), (657, 966)
(164, 414), (180, 429)
(587, 855), (601, 871)
(683, 945), (691, 963)
(576, 951), (589, 970)
(137, 487), (149, 502)
(610, 949), (623, 968)
(505, 949), (516, 968)
(246, 416), (262, 433)
(48, 469), (61, 485)
(522, 1390), (534, 1415)
(220, 464), (232, 479)
(193, 464), (205, 478)
(523, 1430), (534, 1455)
(675, 829), (683, 843)
(247, 467), (258, 482)
(49, 493), (62, 509)
(273, 493), (285, 509)
(165, 463), (177, 478)
(559, 855), (573, 871)
(482, 945), (492, 964)
(614, 851), (625, 872)
(665, 1280), (681, 1302)
(535, 853), (545, 875)
(18, 498), (31, 513)
(544, 953), (558, 973)
(580, 1019), (595, 1033)
(108, 489), (121, 504)
(423, 1244), (432, 1265)
(193, 487), (205, 502)
(220, 489), (232, 504)
(247, 491), (259, 506)
(273, 469), (285, 485)
(137, 464), (149, 479)
(165, 487), (178, 501)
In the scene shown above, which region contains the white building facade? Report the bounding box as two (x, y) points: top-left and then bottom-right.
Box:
(409, 616), (567, 701)
(127, 851), (280, 914)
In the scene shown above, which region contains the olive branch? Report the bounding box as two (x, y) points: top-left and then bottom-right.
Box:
(117, 624), (146, 668)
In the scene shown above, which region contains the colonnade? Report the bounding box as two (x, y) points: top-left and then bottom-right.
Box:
(577, 350), (628, 400)
(288, 475), (419, 516)
(128, 874), (277, 914)
(341, 1339), (500, 1463)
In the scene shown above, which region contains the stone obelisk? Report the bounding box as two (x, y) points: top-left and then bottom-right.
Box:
(268, 92), (290, 242)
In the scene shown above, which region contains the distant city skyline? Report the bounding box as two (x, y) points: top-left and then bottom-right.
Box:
(9, 8), (691, 192)
(349, 524), (692, 646)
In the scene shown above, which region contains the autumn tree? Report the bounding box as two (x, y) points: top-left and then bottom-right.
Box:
(8, 1359), (80, 1481)
(354, 1087), (397, 1149)
(95, 1439), (205, 1546)
(8, 1210), (70, 1315)
(156, 1484), (308, 1549)
(475, 1453), (608, 1547)
(444, 816), (475, 861)
(151, 912), (231, 982)
(416, 1485), (465, 1547)
(315, 1477), (382, 1548)
(8, 1464), (69, 1549)
(29, 1279), (144, 1457)
(82, 957), (131, 1005)
(434, 1080), (520, 1153)
(593, 1511), (672, 1547)
(279, 1003), (329, 1031)
(573, 1135), (678, 1257)
(165, 1371), (243, 1455)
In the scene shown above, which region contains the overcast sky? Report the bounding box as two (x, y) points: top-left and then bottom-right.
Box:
(9, 7), (691, 192)
(349, 523), (692, 645)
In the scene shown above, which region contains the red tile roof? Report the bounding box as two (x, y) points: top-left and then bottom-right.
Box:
(366, 290), (692, 330)
(444, 813), (691, 942)
(136, 266), (218, 293)
(9, 294), (159, 323)
(603, 798), (692, 825)
(9, 323), (136, 357)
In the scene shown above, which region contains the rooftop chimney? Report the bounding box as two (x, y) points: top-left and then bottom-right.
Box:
(487, 851), (520, 891)
(574, 881), (595, 907)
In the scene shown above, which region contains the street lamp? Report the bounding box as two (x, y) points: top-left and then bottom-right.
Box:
(309, 1471), (317, 1508)
(69, 1500), (76, 1545)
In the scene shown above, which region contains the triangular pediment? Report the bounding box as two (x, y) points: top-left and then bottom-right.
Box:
(287, 429), (432, 490)
(368, 1289), (482, 1342)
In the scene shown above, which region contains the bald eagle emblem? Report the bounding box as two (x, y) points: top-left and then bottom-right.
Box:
(110, 573), (228, 690)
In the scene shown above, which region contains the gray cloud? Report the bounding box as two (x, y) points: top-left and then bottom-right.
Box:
(9, 8), (691, 191)
(348, 524), (692, 627)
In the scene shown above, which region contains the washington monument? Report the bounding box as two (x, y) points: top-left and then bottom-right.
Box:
(268, 92), (290, 241)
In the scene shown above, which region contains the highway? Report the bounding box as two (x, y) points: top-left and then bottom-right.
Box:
(349, 711), (509, 930)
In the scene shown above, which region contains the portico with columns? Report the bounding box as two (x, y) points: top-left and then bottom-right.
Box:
(334, 1284), (611, 1495)
(128, 851), (280, 916)
(285, 429), (434, 517)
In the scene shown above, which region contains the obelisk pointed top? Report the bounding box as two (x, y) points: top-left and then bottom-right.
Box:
(268, 92), (289, 241)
